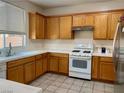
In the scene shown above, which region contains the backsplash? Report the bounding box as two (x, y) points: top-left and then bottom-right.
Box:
(40, 31), (113, 51)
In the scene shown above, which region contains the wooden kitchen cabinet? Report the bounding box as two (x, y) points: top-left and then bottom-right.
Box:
(73, 15), (85, 26)
(35, 55), (43, 77)
(48, 53), (69, 74)
(48, 56), (59, 72)
(60, 16), (73, 39)
(24, 62), (36, 83)
(92, 56), (115, 82)
(29, 12), (45, 39)
(42, 53), (48, 73)
(59, 57), (69, 75)
(100, 62), (115, 81)
(73, 15), (94, 26)
(92, 56), (99, 79)
(46, 17), (60, 39)
(108, 12), (123, 40)
(7, 56), (36, 84)
(94, 14), (108, 40)
(85, 15), (94, 26)
(7, 65), (24, 83)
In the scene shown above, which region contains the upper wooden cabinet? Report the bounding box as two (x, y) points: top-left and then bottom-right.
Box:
(29, 13), (45, 39)
(94, 14), (108, 40)
(73, 15), (85, 26)
(46, 17), (60, 39)
(73, 15), (94, 26)
(60, 16), (73, 39)
(108, 12), (123, 40)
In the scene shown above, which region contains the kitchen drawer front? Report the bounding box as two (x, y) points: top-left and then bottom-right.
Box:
(36, 55), (42, 60)
(48, 53), (69, 57)
(99, 57), (112, 62)
(7, 56), (35, 68)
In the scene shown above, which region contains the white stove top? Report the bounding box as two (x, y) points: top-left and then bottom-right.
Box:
(70, 44), (93, 57)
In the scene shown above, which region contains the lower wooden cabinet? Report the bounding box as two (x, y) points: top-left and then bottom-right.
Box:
(92, 56), (99, 79)
(42, 53), (48, 73)
(49, 56), (59, 72)
(59, 57), (69, 75)
(92, 56), (115, 82)
(24, 62), (36, 83)
(48, 53), (69, 74)
(35, 55), (43, 77)
(7, 53), (69, 84)
(100, 62), (115, 81)
(7, 65), (24, 83)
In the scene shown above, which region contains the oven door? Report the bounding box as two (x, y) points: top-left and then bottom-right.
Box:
(69, 57), (91, 74)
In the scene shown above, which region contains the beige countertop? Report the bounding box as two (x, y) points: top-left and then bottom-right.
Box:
(92, 52), (113, 57)
(0, 49), (113, 64)
(0, 49), (71, 64)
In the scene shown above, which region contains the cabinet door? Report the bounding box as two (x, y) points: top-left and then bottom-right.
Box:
(29, 13), (45, 39)
(24, 62), (35, 83)
(108, 12), (122, 40)
(73, 15), (85, 26)
(100, 62), (115, 81)
(60, 16), (73, 39)
(29, 13), (36, 39)
(48, 56), (59, 72)
(46, 17), (59, 39)
(85, 15), (94, 26)
(94, 14), (108, 40)
(7, 65), (24, 83)
(36, 14), (45, 39)
(42, 54), (48, 73)
(92, 56), (99, 79)
(59, 57), (69, 75)
(36, 59), (43, 77)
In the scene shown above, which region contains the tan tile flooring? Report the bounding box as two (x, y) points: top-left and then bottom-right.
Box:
(30, 73), (114, 93)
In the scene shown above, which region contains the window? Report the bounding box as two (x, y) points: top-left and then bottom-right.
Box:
(5, 34), (25, 47)
(0, 34), (26, 49)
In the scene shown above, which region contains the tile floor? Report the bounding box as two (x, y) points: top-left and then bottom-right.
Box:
(30, 73), (114, 93)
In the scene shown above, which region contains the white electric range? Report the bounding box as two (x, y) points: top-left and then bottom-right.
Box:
(69, 44), (93, 80)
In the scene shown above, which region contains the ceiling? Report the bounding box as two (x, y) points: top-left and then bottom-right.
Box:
(29, 0), (114, 9)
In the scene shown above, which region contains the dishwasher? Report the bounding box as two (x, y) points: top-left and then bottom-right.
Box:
(0, 63), (6, 79)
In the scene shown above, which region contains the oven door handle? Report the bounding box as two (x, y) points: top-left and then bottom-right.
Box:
(70, 57), (91, 60)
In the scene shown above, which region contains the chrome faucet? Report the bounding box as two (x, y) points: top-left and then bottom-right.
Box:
(6, 42), (13, 57)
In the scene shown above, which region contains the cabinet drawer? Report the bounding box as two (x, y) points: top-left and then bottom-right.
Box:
(7, 56), (35, 68)
(36, 55), (42, 60)
(99, 57), (112, 62)
(48, 53), (68, 57)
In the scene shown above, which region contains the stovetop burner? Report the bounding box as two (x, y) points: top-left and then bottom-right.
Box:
(72, 50), (80, 52)
(83, 51), (91, 53)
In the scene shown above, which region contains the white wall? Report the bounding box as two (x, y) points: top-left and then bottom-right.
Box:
(44, 0), (124, 16)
